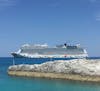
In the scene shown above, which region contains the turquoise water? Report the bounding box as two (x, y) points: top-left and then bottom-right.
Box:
(1, 57), (100, 91)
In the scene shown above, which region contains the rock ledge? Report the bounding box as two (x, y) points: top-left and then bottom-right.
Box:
(8, 59), (100, 82)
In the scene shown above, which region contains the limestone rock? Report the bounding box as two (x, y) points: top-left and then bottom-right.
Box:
(8, 59), (100, 76)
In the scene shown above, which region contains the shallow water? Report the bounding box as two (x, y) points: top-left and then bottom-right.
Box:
(0, 57), (100, 91)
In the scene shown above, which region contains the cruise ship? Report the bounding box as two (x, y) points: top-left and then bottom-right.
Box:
(11, 43), (88, 59)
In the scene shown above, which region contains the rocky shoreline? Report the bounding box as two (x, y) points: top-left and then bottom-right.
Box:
(8, 59), (100, 82)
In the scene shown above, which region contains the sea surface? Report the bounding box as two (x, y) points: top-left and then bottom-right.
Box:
(1, 57), (100, 91)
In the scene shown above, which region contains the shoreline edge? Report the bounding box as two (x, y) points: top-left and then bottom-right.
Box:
(8, 71), (100, 82)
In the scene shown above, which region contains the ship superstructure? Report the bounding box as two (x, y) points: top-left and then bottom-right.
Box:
(11, 43), (88, 58)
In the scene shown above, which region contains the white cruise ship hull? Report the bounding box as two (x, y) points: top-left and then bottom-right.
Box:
(11, 43), (88, 59)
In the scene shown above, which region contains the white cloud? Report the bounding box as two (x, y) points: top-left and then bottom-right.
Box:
(96, 14), (100, 21)
(89, 0), (97, 3)
(88, 0), (100, 21)
(49, 2), (60, 8)
(48, 0), (65, 8)
(0, 0), (17, 9)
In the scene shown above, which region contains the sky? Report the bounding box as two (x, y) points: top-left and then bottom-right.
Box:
(0, 0), (100, 57)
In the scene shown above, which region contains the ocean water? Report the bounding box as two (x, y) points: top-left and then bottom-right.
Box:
(1, 57), (100, 91)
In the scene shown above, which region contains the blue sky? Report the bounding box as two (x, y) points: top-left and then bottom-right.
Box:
(0, 0), (100, 57)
